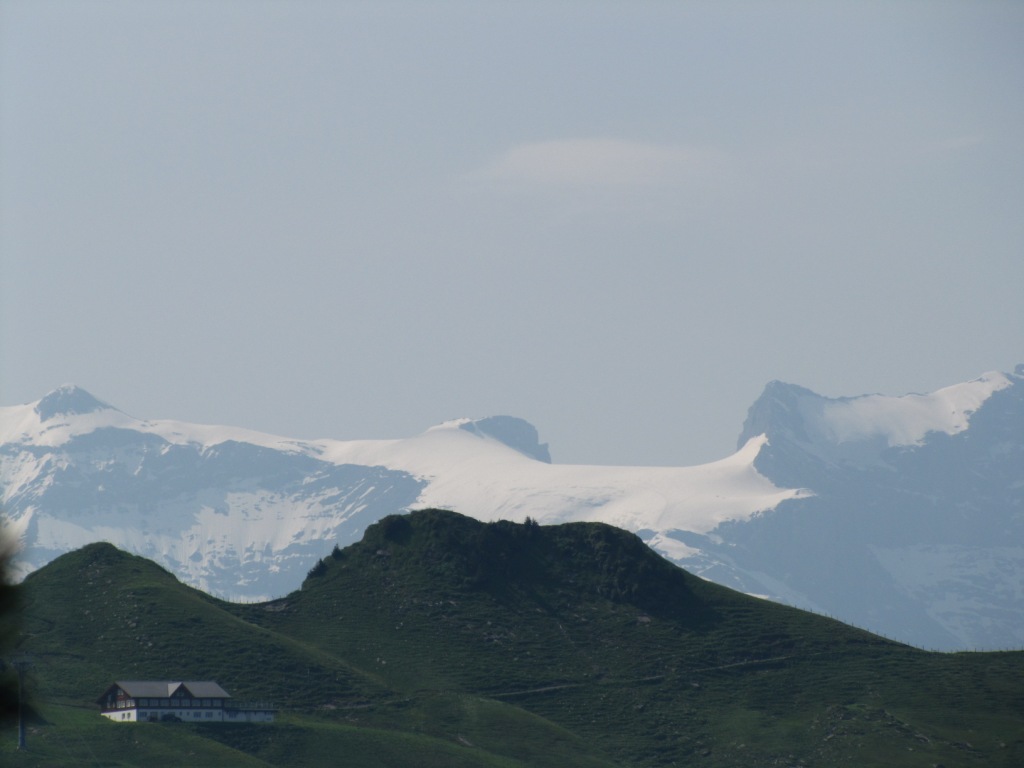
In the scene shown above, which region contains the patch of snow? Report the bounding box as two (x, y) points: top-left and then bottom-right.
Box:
(646, 532), (701, 561)
(815, 371), (1012, 447)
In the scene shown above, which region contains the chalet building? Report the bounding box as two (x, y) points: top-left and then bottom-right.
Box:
(97, 681), (275, 723)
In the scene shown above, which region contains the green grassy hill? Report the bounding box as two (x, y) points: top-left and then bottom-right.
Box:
(3, 509), (1023, 766)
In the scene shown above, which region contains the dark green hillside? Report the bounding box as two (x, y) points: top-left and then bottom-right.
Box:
(240, 510), (1024, 766)
(12, 541), (387, 708)
(3, 510), (1023, 767)
(261, 511), (891, 694)
(0, 537), (615, 767)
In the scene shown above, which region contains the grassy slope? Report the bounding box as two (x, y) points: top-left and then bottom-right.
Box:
(3, 510), (1023, 767)
(1, 536), (614, 768)
(241, 511), (1024, 767)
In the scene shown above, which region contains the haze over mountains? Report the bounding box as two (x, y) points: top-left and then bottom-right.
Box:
(1, 366), (1022, 651)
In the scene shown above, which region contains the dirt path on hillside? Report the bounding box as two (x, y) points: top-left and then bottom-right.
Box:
(485, 653), (811, 699)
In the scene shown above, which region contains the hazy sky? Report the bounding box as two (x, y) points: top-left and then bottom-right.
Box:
(3, 1), (1022, 466)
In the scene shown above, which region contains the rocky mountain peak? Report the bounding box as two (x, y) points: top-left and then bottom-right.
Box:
(34, 385), (114, 421)
(458, 415), (552, 463)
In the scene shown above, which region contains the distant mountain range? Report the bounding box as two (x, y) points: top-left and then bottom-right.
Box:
(2, 366), (1022, 650)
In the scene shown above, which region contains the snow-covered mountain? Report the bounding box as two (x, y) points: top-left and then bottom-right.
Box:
(2, 367), (1022, 650)
(689, 367), (1024, 651)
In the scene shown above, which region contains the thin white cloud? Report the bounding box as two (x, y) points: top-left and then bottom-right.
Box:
(474, 138), (724, 188)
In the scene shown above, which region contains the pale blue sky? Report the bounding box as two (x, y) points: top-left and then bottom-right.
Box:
(2, 1), (1022, 465)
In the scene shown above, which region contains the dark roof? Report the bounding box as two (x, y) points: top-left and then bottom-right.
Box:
(101, 681), (231, 699)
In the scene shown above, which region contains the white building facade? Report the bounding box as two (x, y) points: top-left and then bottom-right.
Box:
(97, 680), (275, 723)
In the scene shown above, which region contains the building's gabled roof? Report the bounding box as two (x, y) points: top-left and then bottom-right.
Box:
(98, 680), (231, 702)
(176, 681), (231, 698)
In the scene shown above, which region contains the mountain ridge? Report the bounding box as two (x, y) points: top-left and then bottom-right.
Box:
(2, 367), (1022, 650)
